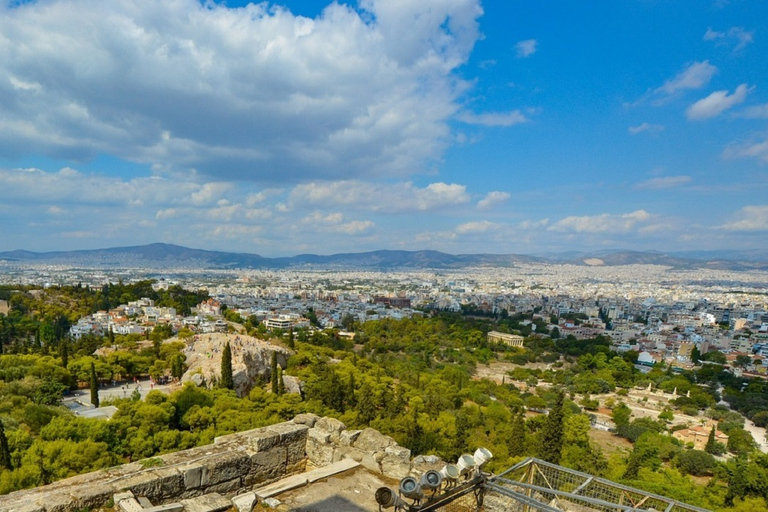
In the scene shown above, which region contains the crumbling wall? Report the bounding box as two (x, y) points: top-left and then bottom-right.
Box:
(300, 413), (441, 480)
(0, 415), (431, 512)
(0, 421), (308, 512)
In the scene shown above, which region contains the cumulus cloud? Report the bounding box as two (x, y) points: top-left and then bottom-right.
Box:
(300, 211), (374, 235)
(456, 111), (528, 127)
(0, 0), (484, 181)
(289, 180), (469, 212)
(477, 191), (510, 210)
(635, 176), (691, 189)
(515, 39), (537, 58)
(704, 27), (754, 51)
(628, 122), (664, 135)
(686, 84), (750, 120)
(720, 205), (768, 231)
(655, 61), (718, 96)
(723, 138), (768, 163)
(455, 220), (499, 234)
(548, 210), (652, 234)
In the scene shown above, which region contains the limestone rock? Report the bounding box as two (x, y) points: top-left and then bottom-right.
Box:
(293, 413), (319, 427)
(314, 417), (345, 435)
(353, 428), (395, 453)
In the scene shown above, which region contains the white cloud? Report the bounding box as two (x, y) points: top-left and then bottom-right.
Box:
(686, 84), (750, 120)
(477, 191), (510, 210)
(518, 218), (549, 230)
(723, 138), (768, 163)
(548, 210), (652, 234)
(0, 0), (483, 181)
(738, 103), (768, 119)
(656, 61), (718, 96)
(300, 211), (374, 235)
(635, 176), (691, 189)
(456, 111), (528, 126)
(704, 27), (754, 51)
(455, 220), (499, 234)
(720, 205), (768, 231)
(289, 180), (469, 212)
(515, 39), (537, 58)
(628, 122), (664, 135)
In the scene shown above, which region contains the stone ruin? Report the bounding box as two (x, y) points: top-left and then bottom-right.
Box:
(0, 414), (435, 512)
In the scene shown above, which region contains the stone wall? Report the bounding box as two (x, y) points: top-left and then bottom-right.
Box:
(0, 422), (308, 512)
(0, 415), (430, 512)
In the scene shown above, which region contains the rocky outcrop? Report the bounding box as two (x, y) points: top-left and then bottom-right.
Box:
(181, 333), (290, 397)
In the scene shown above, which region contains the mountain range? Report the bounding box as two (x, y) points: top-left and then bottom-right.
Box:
(1, 243), (767, 270)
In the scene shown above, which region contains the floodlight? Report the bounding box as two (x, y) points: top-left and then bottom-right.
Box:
(399, 476), (424, 500)
(419, 469), (443, 491)
(439, 464), (460, 481)
(473, 447), (493, 468)
(375, 487), (406, 509)
(457, 454), (476, 475)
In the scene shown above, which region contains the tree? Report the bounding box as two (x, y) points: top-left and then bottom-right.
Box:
(676, 450), (716, 476)
(612, 402), (631, 428)
(287, 329), (295, 350)
(220, 342), (234, 390)
(89, 361), (99, 408)
(704, 426), (718, 454)
(271, 352), (278, 394)
(60, 338), (69, 368)
(538, 389), (564, 464)
(735, 355), (752, 368)
(690, 345), (701, 364)
(341, 313), (356, 332)
(0, 420), (12, 470)
(508, 409), (526, 456)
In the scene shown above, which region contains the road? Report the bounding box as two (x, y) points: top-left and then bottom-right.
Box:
(71, 378), (178, 405)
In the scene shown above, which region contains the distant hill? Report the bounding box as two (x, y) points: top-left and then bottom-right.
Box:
(0, 243), (766, 270)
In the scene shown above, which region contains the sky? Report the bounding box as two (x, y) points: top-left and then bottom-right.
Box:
(1, 0), (767, 257)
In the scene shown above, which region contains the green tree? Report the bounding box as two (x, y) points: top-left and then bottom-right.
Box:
(60, 338), (69, 369)
(0, 420), (12, 470)
(704, 426), (718, 454)
(287, 329), (295, 350)
(612, 402), (631, 428)
(538, 389), (564, 464)
(271, 352), (278, 395)
(690, 345), (701, 364)
(508, 409), (526, 456)
(220, 342), (234, 390)
(675, 450), (716, 476)
(89, 361), (99, 408)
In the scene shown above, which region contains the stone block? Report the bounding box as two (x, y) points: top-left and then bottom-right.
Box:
(307, 428), (331, 444)
(292, 413), (319, 427)
(151, 467), (185, 499)
(339, 429), (361, 446)
(205, 477), (243, 495)
(7, 505), (45, 512)
(380, 454), (412, 480)
(241, 427), (281, 452)
(286, 440), (306, 466)
(44, 491), (78, 512)
(306, 459), (360, 483)
(118, 471), (166, 501)
(384, 444), (411, 462)
(254, 474), (308, 498)
(263, 497), (281, 509)
(285, 459), (306, 475)
(360, 452), (381, 474)
(181, 463), (204, 490)
(306, 439), (334, 466)
(332, 446), (365, 463)
(231, 492), (257, 512)
(249, 446), (288, 482)
(267, 422), (308, 446)
(201, 451), (251, 487)
(180, 493), (232, 512)
(70, 483), (116, 510)
(117, 497), (144, 512)
(353, 428), (395, 453)
(314, 417), (345, 436)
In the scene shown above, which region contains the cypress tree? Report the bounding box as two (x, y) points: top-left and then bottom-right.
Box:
(0, 420), (12, 470)
(277, 366), (284, 396)
(60, 338), (69, 368)
(705, 426), (717, 454)
(287, 329), (295, 350)
(220, 342), (234, 390)
(271, 352), (279, 394)
(89, 362), (99, 408)
(538, 389), (564, 464)
(509, 409), (527, 456)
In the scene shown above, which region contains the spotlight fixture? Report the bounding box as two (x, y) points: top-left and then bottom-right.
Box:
(375, 487), (406, 509)
(457, 453), (476, 475)
(399, 476), (424, 500)
(473, 447), (493, 468)
(439, 463), (460, 482)
(419, 469), (443, 491)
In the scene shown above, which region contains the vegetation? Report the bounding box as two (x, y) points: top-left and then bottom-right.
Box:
(2, 289), (768, 510)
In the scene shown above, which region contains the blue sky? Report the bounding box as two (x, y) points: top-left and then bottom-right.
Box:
(1, 0), (767, 256)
